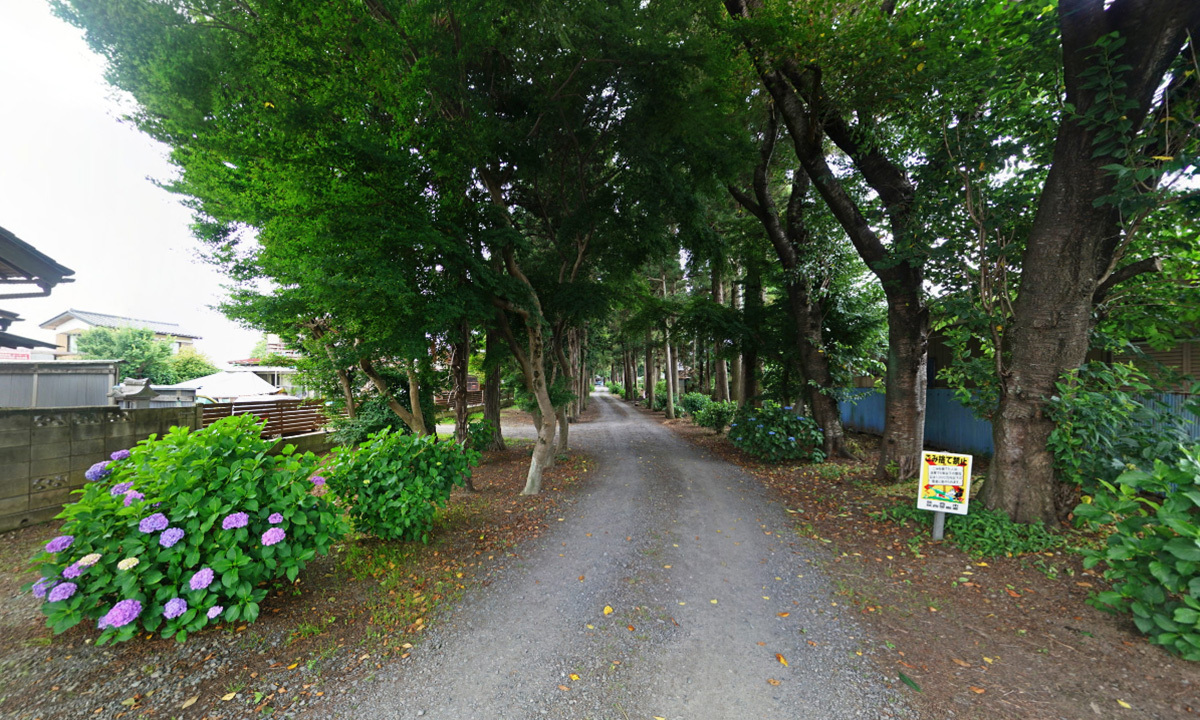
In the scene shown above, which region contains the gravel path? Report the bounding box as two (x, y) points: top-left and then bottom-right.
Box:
(323, 392), (910, 720)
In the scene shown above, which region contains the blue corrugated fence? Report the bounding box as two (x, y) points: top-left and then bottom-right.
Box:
(838, 389), (1198, 456)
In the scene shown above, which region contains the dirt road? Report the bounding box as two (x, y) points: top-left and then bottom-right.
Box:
(327, 392), (908, 719)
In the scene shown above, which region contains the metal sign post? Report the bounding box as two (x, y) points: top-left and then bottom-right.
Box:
(917, 451), (974, 541)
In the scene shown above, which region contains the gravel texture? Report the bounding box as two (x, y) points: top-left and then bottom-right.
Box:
(319, 393), (910, 719)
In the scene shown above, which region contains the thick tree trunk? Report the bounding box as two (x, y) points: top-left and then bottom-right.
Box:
(555, 406), (569, 456)
(876, 287), (928, 479)
(983, 0), (1199, 523)
(483, 327), (506, 451)
(451, 321), (475, 490)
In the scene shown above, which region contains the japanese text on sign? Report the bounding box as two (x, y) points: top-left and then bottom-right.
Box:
(917, 450), (973, 516)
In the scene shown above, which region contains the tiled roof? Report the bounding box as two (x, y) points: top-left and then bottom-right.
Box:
(40, 309), (201, 339)
(0, 225), (74, 287)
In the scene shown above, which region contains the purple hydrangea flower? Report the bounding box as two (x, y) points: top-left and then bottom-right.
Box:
(268, 513), (284, 524)
(123, 491), (144, 507)
(45, 535), (74, 553)
(110, 449), (131, 462)
(222, 512), (249, 530)
(159, 527), (185, 548)
(138, 513), (169, 534)
(189, 567), (214, 591)
(110, 482), (135, 497)
(98, 599), (142, 629)
(310, 475), (326, 486)
(63, 563), (83, 579)
(31, 577), (53, 599)
(207, 605), (224, 620)
(261, 527), (286, 546)
(163, 597), (187, 620)
(84, 461), (112, 482)
(48, 582), (76, 603)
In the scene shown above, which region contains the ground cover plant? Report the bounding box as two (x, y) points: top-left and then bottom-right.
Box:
(26, 415), (347, 645)
(326, 428), (480, 543)
(728, 401), (826, 463)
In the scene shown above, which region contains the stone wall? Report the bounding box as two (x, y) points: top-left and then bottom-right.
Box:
(0, 406), (201, 533)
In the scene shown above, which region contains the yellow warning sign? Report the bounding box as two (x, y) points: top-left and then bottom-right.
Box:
(917, 450), (973, 516)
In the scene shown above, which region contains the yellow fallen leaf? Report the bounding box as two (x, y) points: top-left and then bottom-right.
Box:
(288, 663), (298, 670)
(181, 696), (198, 709)
(586, 624), (594, 629)
(1117, 700), (1132, 709)
(663, 565), (672, 569)
(603, 606), (613, 615)
(655, 717), (666, 720)
(558, 684), (570, 691)
(579, 575), (585, 582)
(776, 653), (788, 667)
(569, 673), (579, 681)
(711, 599), (718, 605)
(627, 625), (635, 631)
(221, 692), (238, 701)
(121, 698), (136, 706)
(763, 596), (770, 600)
(970, 686), (986, 694)
(983, 657), (994, 664)
(767, 678), (781, 686)
(777, 612), (790, 618)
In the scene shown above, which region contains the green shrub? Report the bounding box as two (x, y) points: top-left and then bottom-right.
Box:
(875, 503), (1063, 558)
(1046, 362), (1195, 493)
(607, 382), (624, 396)
(26, 415), (347, 645)
(728, 401), (826, 463)
(331, 371), (438, 447)
(1074, 446), (1200, 660)
(467, 417), (495, 449)
(694, 400), (737, 432)
(327, 428), (480, 543)
(679, 392), (712, 416)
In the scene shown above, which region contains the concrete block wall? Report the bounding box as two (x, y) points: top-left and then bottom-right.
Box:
(0, 406), (201, 533)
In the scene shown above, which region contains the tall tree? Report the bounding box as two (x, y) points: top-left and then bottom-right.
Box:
(983, 0), (1200, 523)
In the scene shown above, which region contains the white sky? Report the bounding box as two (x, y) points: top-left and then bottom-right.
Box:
(0, 1), (261, 365)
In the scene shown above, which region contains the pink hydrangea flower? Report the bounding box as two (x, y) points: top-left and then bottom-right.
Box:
(262, 527), (286, 546)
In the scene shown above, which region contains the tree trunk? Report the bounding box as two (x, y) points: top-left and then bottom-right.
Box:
(358, 356), (428, 435)
(646, 332), (657, 411)
(877, 287), (928, 479)
(712, 274), (730, 401)
(730, 278), (744, 406)
(742, 263), (762, 406)
(483, 327), (506, 451)
(451, 320), (475, 491)
(982, 0), (1200, 523)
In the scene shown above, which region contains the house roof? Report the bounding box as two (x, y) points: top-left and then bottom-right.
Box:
(40, 308), (201, 339)
(162, 370), (282, 400)
(0, 330), (57, 349)
(0, 226), (75, 296)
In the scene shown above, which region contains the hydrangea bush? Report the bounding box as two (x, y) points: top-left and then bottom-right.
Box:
(678, 392), (712, 416)
(26, 414), (347, 645)
(327, 428), (479, 543)
(728, 401), (826, 463)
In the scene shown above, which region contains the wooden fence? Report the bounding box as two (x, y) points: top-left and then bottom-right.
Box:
(201, 400), (334, 438)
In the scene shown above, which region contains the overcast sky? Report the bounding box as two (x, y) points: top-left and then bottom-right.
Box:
(0, 1), (261, 365)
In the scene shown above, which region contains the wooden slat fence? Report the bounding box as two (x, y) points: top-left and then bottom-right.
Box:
(201, 400), (335, 438)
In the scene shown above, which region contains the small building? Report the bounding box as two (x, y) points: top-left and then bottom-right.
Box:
(40, 308), (201, 358)
(0, 225), (74, 358)
(161, 370), (290, 404)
